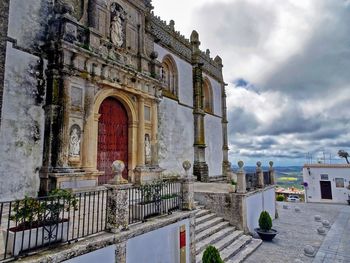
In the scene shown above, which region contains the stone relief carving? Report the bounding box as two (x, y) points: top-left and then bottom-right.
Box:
(145, 134), (151, 164)
(69, 125), (81, 157)
(110, 3), (125, 48)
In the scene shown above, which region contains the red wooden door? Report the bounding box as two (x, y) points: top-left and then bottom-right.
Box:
(97, 97), (128, 184)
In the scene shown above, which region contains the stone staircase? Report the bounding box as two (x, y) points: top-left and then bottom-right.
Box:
(195, 203), (262, 263)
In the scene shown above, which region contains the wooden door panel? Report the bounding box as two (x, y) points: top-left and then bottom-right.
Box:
(320, 181), (332, 200)
(97, 97), (128, 184)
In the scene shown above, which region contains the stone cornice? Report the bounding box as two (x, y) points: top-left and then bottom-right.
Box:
(61, 42), (162, 101)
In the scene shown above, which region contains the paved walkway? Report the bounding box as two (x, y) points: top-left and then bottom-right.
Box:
(313, 205), (350, 263)
(245, 202), (347, 263)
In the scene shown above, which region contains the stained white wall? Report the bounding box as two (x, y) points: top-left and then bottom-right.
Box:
(0, 43), (45, 201)
(63, 246), (115, 263)
(203, 74), (222, 117)
(158, 98), (194, 176)
(154, 44), (193, 107)
(302, 166), (350, 204)
(205, 115), (223, 177)
(126, 219), (190, 263)
(245, 187), (276, 233)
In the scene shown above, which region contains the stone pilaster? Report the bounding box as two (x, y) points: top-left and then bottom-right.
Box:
(137, 96), (145, 166)
(256, 161), (264, 188)
(182, 161), (195, 210)
(151, 101), (159, 165)
(106, 184), (131, 232)
(0, 0), (10, 127)
(236, 161), (246, 194)
(115, 241), (127, 263)
(269, 161), (275, 185)
(191, 30), (208, 182)
(189, 214), (196, 263)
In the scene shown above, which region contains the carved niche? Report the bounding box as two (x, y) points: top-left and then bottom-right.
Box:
(69, 124), (82, 157)
(110, 2), (126, 48)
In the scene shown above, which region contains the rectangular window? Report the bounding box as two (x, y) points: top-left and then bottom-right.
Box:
(335, 178), (344, 188)
(320, 174), (329, 180)
(144, 106), (151, 121)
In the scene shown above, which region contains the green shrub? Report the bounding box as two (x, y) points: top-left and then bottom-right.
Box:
(258, 211), (272, 231)
(231, 180), (237, 185)
(202, 245), (224, 263)
(276, 195), (284, 201)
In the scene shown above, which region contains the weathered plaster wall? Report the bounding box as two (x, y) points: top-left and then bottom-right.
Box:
(204, 74), (222, 117)
(205, 114), (223, 176)
(0, 43), (45, 200)
(154, 43), (193, 107)
(126, 218), (190, 263)
(7, 0), (49, 48)
(158, 98), (194, 176)
(0, 0), (10, 125)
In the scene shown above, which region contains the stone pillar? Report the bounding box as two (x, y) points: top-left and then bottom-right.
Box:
(269, 161), (275, 185)
(189, 214), (196, 263)
(106, 184), (131, 232)
(181, 161), (195, 210)
(236, 161), (246, 194)
(191, 30), (208, 182)
(137, 96), (145, 166)
(257, 161), (264, 188)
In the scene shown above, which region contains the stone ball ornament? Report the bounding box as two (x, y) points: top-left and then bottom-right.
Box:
(238, 160), (244, 169)
(256, 161), (262, 168)
(269, 161), (274, 167)
(182, 160), (191, 171)
(111, 160), (125, 174)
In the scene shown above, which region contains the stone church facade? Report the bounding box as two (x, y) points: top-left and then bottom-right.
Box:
(0, 0), (229, 200)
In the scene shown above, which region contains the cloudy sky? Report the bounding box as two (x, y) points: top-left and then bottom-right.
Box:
(152, 0), (350, 166)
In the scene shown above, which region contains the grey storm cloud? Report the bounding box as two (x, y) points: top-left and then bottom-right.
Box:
(194, 0), (350, 165)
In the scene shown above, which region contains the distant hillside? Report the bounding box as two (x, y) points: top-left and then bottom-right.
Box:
(232, 165), (304, 189)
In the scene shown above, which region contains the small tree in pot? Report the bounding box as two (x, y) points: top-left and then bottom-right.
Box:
(202, 245), (224, 263)
(255, 211), (278, 241)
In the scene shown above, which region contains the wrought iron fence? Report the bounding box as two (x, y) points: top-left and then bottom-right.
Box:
(128, 180), (182, 225)
(0, 189), (108, 261)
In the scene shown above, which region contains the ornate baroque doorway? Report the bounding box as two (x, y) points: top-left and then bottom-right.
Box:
(97, 97), (128, 184)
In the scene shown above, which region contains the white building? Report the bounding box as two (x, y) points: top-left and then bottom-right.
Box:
(303, 164), (350, 204)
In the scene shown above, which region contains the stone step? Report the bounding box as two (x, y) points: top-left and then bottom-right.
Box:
(196, 204), (206, 210)
(196, 232), (247, 263)
(196, 228), (240, 255)
(196, 221), (230, 243)
(195, 216), (224, 235)
(220, 235), (253, 261)
(195, 209), (211, 219)
(226, 238), (262, 263)
(196, 212), (217, 225)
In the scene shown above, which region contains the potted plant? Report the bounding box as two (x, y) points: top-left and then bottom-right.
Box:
(202, 245), (224, 263)
(3, 189), (77, 256)
(255, 211), (278, 241)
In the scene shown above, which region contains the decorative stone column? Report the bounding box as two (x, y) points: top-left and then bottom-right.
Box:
(151, 101), (159, 165)
(269, 161), (275, 185)
(191, 30), (208, 182)
(257, 161), (264, 188)
(236, 161), (246, 194)
(181, 161), (195, 210)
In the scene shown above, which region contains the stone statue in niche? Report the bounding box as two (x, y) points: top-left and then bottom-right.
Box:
(69, 125), (81, 157)
(145, 134), (151, 164)
(110, 3), (125, 48)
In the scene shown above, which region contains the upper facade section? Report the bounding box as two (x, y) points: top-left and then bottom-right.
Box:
(50, 0), (223, 83)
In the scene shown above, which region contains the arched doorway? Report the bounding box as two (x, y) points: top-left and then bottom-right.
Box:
(97, 97), (128, 184)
